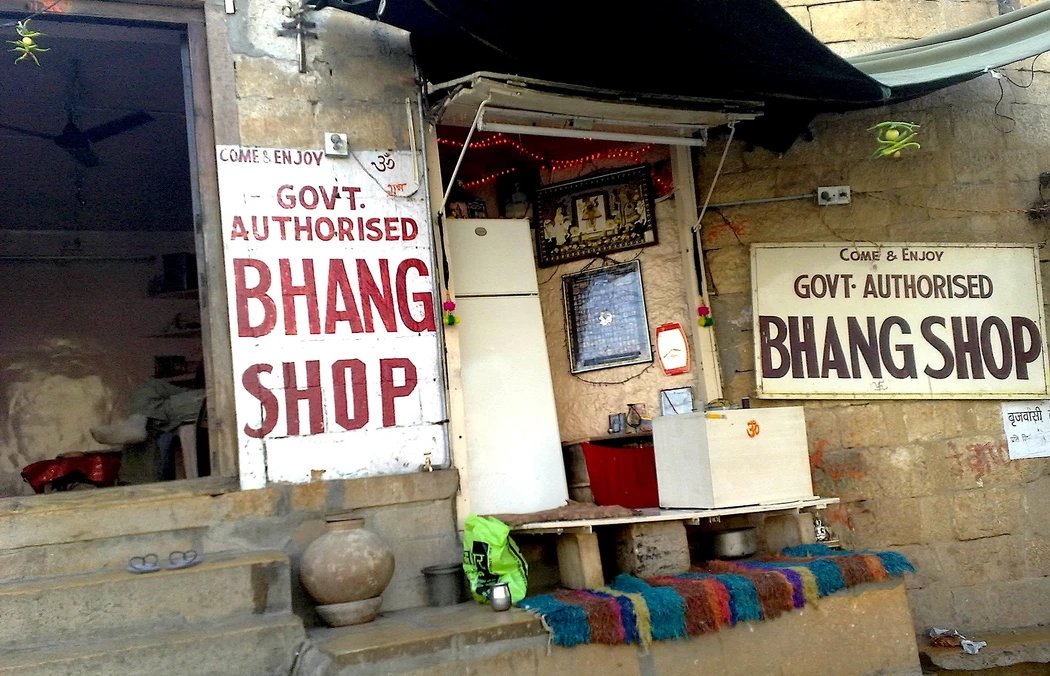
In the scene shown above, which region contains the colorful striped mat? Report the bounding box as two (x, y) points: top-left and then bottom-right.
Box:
(517, 545), (914, 647)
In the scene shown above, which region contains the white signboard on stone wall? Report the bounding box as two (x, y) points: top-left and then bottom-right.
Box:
(216, 146), (445, 489)
(1001, 400), (1050, 459)
(751, 243), (1049, 399)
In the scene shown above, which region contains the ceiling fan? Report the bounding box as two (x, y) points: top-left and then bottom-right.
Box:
(0, 55), (155, 168)
(0, 109), (154, 168)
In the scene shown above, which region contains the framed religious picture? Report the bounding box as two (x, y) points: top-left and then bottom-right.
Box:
(534, 165), (657, 267)
(562, 260), (653, 374)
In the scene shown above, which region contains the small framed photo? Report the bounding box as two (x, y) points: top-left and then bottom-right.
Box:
(660, 387), (694, 416)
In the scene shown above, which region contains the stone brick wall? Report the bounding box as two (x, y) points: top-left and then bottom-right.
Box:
(205, 472), (461, 621)
(215, 0), (417, 149)
(702, 1), (1050, 632)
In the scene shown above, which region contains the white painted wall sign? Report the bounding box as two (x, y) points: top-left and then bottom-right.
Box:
(215, 146), (445, 488)
(751, 243), (1049, 399)
(1001, 400), (1050, 459)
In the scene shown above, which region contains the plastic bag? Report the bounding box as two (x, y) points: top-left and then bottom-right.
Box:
(462, 515), (529, 603)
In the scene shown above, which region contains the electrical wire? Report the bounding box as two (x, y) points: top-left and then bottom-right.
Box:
(0, 0), (65, 28)
(572, 361), (655, 386)
(991, 53), (1045, 132)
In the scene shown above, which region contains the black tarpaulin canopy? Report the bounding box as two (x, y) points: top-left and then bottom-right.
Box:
(312, 0), (1050, 151)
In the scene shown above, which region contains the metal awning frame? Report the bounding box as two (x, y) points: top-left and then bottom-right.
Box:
(432, 73), (760, 206)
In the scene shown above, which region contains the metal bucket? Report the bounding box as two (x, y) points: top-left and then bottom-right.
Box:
(421, 563), (468, 606)
(713, 527), (758, 559)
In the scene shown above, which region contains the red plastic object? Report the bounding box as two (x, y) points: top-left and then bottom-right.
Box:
(21, 453), (122, 494)
(580, 441), (660, 508)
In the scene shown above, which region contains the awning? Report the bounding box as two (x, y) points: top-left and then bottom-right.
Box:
(431, 76), (760, 147)
(316, 0), (890, 108)
(311, 0), (1050, 151)
(848, 1), (1050, 98)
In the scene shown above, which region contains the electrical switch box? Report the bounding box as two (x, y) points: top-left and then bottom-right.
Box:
(817, 185), (851, 206)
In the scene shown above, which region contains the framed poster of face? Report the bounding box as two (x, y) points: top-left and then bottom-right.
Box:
(535, 165), (657, 267)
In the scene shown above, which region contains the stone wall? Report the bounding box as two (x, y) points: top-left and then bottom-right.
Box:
(536, 149), (702, 442)
(0, 472), (461, 620)
(701, 0), (1050, 632)
(205, 472), (462, 619)
(214, 0), (417, 150)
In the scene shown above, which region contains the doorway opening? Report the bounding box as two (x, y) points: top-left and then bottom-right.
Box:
(0, 13), (211, 496)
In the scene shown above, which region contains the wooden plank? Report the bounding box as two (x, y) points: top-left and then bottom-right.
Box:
(202, 0), (240, 146)
(672, 145), (723, 403)
(511, 497), (839, 532)
(185, 19), (238, 478)
(423, 124), (471, 530)
(555, 532), (604, 590)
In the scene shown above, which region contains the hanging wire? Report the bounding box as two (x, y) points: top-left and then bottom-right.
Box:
(572, 361), (655, 386)
(991, 53), (1046, 132)
(693, 121), (736, 233)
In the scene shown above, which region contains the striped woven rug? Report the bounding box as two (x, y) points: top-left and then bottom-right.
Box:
(517, 545), (914, 647)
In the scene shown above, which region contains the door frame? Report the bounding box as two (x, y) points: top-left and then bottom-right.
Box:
(0, 0), (240, 479)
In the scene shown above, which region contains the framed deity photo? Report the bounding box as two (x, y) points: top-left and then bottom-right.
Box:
(562, 260), (653, 374)
(534, 165), (657, 267)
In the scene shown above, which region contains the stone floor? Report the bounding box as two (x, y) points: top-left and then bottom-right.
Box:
(919, 625), (1050, 673)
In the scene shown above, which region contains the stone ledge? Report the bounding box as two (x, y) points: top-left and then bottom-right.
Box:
(313, 602), (546, 667)
(0, 476), (238, 516)
(919, 626), (1050, 672)
(323, 469), (460, 512)
(303, 582), (921, 676)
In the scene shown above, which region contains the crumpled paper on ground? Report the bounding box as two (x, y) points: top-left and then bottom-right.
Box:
(929, 627), (987, 654)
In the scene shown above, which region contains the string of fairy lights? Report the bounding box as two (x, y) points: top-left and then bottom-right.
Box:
(436, 132), (671, 194)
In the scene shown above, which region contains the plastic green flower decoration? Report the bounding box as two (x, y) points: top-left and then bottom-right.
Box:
(869, 121), (920, 159)
(10, 19), (48, 65)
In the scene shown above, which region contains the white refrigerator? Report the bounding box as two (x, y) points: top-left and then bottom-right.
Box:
(446, 218), (569, 514)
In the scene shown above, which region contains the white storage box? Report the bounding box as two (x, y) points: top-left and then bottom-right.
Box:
(652, 406), (815, 508)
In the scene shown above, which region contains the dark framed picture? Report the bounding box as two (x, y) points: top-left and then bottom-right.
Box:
(534, 165), (657, 267)
(562, 260), (653, 374)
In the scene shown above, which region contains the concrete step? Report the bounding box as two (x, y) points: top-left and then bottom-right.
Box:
(0, 477), (238, 552)
(0, 525), (207, 585)
(0, 612), (305, 676)
(298, 602), (548, 675)
(0, 549), (291, 650)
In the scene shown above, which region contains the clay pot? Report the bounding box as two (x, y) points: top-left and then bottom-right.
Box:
(300, 515), (395, 626)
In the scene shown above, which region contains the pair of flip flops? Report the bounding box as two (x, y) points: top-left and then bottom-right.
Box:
(127, 550), (200, 574)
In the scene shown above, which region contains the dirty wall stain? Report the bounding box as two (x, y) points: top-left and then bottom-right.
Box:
(947, 439), (1009, 481)
(809, 438), (868, 484)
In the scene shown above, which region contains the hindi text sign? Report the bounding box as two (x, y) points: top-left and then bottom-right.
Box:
(1001, 400), (1050, 459)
